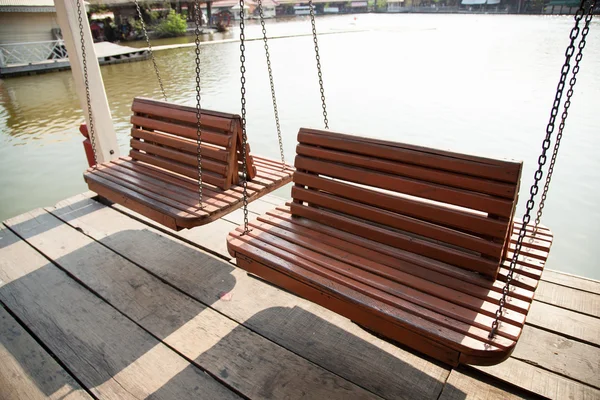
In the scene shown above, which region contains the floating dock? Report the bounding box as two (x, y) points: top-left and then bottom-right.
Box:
(0, 42), (149, 78)
(1, 191), (599, 399)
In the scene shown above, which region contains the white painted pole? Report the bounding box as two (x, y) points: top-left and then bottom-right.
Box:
(53, 0), (119, 163)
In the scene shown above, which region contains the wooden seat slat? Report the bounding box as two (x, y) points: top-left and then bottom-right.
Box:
(230, 234), (513, 356)
(95, 164), (222, 213)
(298, 129), (522, 183)
(108, 160), (239, 208)
(295, 156), (516, 218)
(267, 207), (536, 301)
(255, 212), (534, 307)
(246, 219), (530, 326)
(131, 128), (230, 162)
(296, 144), (517, 199)
(84, 97), (293, 230)
(90, 169), (209, 217)
(227, 128), (552, 365)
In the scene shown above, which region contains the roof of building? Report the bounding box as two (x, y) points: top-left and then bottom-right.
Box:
(0, 0), (54, 6)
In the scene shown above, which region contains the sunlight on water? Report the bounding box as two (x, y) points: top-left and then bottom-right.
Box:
(1, 14), (599, 279)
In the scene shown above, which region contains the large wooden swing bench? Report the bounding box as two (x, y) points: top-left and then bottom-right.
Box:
(84, 98), (294, 230)
(228, 128), (553, 366)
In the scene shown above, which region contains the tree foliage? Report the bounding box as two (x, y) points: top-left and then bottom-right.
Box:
(156, 10), (187, 37)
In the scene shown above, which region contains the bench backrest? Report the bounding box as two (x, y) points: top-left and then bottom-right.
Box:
(291, 128), (523, 280)
(129, 97), (256, 190)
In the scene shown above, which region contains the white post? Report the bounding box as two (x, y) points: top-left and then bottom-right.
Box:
(53, 0), (119, 163)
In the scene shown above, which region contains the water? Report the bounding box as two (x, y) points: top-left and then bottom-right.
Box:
(1, 14), (599, 280)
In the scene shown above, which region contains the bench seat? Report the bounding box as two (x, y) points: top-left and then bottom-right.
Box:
(227, 128), (553, 365)
(84, 97), (294, 230)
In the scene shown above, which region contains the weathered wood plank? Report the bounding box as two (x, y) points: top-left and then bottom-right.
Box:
(0, 224), (239, 400)
(512, 325), (600, 389)
(536, 281), (600, 318)
(0, 305), (92, 400)
(48, 195), (450, 400)
(439, 369), (536, 400)
(30, 205), (380, 400)
(527, 301), (600, 347)
(542, 269), (600, 294)
(474, 358), (600, 399)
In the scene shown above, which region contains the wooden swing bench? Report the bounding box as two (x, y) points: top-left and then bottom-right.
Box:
(84, 97), (294, 230)
(227, 128), (553, 366)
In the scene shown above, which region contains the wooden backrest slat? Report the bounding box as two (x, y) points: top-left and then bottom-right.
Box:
(129, 97), (257, 191)
(131, 150), (227, 189)
(132, 97), (235, 132)
(131, 115), (232, 148)
(292, 186), (504, 259)
(131, 129), (230, 163)
(290, 203), (500, 276)
(294, 156), (515, 217)
(296, 144), (516, 199)
(293, 171), (508, 239)
(298, 129), (521, 184)
(292, 128), (523, 279)
(130, 140), (228, 176)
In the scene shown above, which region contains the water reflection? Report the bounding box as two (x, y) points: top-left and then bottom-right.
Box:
(1, 14), (599, 279)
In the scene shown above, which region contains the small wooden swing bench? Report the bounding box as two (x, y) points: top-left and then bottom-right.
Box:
(228, 128), (553, 366)
(84, 97), (294, 230)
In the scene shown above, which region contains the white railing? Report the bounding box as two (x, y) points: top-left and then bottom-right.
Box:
(0, 40), (68, 67)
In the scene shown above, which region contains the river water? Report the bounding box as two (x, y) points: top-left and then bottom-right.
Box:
(1, 14), (599, 279)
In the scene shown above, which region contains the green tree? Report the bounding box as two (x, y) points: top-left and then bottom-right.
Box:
(156, 10), (187, 37)
(376, 0), (387, 8)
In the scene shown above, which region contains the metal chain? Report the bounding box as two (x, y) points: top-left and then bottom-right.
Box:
(308, 0), (329, 129)
(194, 0), (204, 207)
(239, 0), (249, 233)
(134, 0), (167, 101)
(534, 3), (595, 229)
(76, 0), (99, 167)
(258, 0), (285, 166)
(489, 1), (590, 339)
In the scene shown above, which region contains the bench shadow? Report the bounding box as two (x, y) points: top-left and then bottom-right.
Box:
(2, 201), (535, 399)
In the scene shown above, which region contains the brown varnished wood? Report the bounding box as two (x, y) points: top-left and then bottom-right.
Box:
(293, 171), (508, 238)
(227, 128), (553, 365)
(84, 97), (293, 230)
(132, 97), (235, 132)
(296, 144), (517, 199)
(131, 128), (230, 162)
(297, 129), (522, 183)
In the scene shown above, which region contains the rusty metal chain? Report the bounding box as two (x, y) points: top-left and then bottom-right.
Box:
(258, 0), (285, 166)
(489, 0), (592, 339)
(194, 0), (204, 208)
(76, 0), (99, 167)
(239, 0), (249, 233)
(134, 0), (167, 101)
(534, 3), (595, 230)
(308, 0), (329, 129)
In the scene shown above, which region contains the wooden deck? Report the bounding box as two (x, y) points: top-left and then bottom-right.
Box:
(1, 191), (599, 399)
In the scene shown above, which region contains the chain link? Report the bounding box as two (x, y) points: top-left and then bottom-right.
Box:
(76, 0), (99, 167)
(534, 3), (595, 230)
(134, 0), (167, 101)
(308, 0), (329, 129)
(489, 0), (592, 339)
(194, 0), (204, 207)
(239, 0), (249, 233)
(258, 0), (285, 166)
